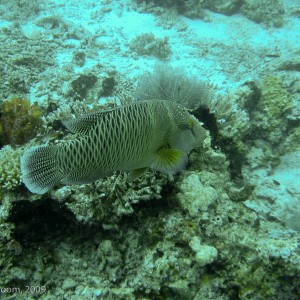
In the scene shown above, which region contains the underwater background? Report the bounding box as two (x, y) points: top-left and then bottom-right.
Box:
(0, 0), (300, 299)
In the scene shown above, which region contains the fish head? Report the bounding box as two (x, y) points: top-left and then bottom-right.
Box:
(170, 113), (206, 153)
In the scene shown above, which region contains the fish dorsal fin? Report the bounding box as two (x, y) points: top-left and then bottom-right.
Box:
(62, 107), (120, 134)
(152, 147), (188, 175)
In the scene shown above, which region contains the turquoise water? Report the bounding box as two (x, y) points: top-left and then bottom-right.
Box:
(0, 0), (299, 299)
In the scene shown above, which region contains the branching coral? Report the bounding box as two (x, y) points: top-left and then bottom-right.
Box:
(50, 171), (173, 224)
(0, 145), (24, 191)
(0, 97), (42, 146)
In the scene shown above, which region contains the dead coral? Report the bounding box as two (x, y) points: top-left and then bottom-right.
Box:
(50, 171), (173, 225)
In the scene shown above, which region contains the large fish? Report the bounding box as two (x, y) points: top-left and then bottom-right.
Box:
(20, 100), (206, 194)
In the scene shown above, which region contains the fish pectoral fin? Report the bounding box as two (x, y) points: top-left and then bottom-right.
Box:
(153, 148), (188, 175)
(128, 167), (148, 181)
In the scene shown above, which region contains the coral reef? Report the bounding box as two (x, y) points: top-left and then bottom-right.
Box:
(71, 74), (98, 99)
(177, 171), (218, 217)
(1, 135), (299, 299)
(134, 0), (207, 20)
(204, 0), (242, 16)
(0, 22), (56, 98)
(71, 50), (86, 67)
(135, 64), (210, 110)
(251, 76), (293, 144)
(244, 149), (300, 233)
(0, 3), (298, 289)
(241, 0), (285, 27)
(0, 63), (298, 298)
(134, 0), (285, 26)
(189, 236), (218, 267)
(0, 97), (42, 147)
(0, 193), (16, 288)
(49, 171), (173, 225)
(129, 33), (172, 60)
(282, 125), (300, 153)
(205, 77), (298, 180)
(0, 146), (24, 191)
(0, 0), (40, 20)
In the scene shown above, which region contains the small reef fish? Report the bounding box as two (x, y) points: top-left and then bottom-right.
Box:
(21, 100), (206, 194)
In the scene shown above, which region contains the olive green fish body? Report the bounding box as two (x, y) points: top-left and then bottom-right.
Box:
(21, 100), (206, 194)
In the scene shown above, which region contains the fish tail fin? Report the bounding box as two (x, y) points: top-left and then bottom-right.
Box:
(153, 148), (188, 175)
(20, 145), (64, 194)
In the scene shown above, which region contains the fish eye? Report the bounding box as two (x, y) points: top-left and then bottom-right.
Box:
(178, 123), (191, 131)
(178, 120), (196, 137)
(188, 118), (196, 127)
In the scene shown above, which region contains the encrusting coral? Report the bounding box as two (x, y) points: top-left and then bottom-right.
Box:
(255, 77), (292, 135)
(0, 97), (42, 146)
